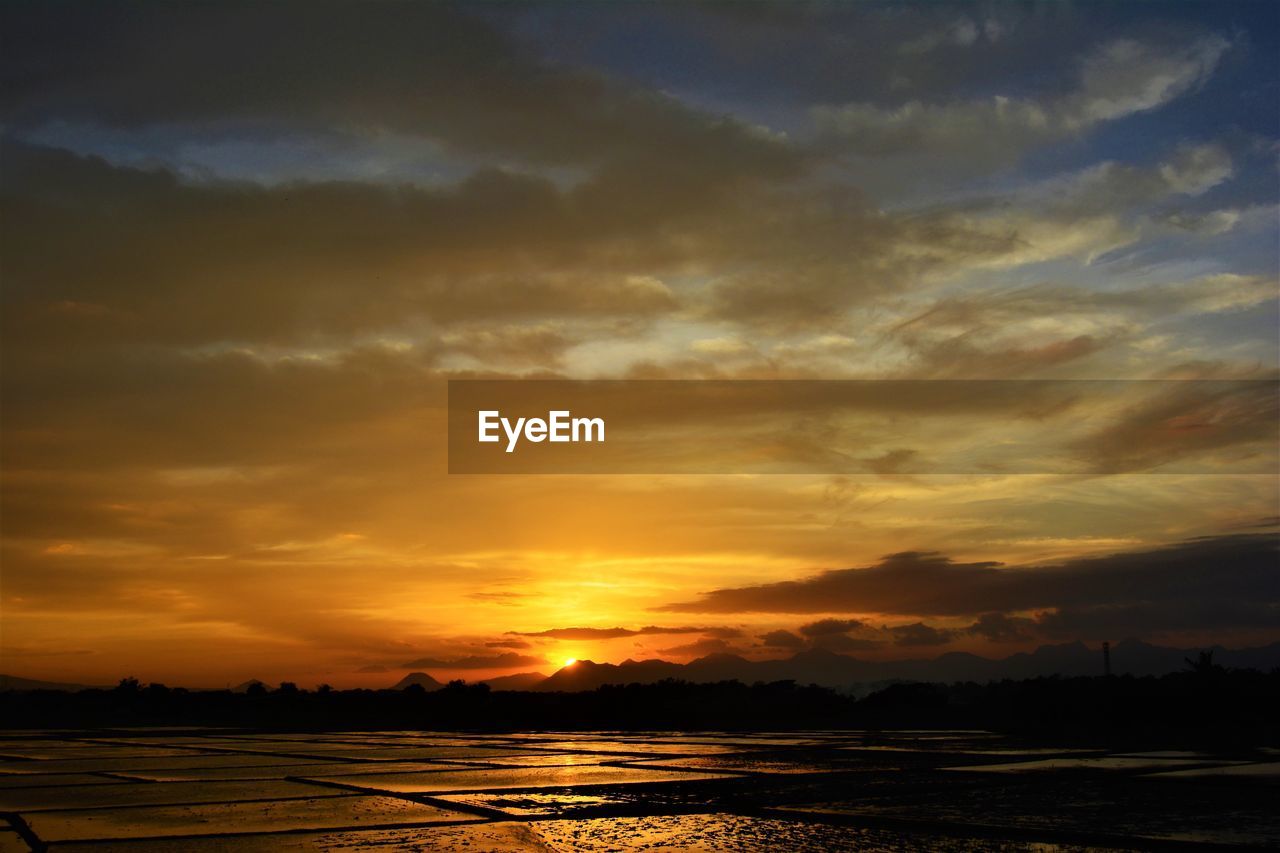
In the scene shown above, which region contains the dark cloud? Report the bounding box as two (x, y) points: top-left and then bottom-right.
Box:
(702, 627), (746, 639)
(3, 133), (1065, 352)
(966, 612), (1036, 643)
(0, 138), (1005, 345)
(400, 652), (544, 670)
(10, 132), (1212, 355)
(758, 629), (805, 649)
(810, 633), (883, 653)
(0, 344), (438, 474)
(799, 618), (866, 637)
(1033, 600), (1280, 641)
(762, 621), (881, 652)
(889, 622), (955, 647)
(0, 142), (683, 352)
(484, 639), (531, 650)
(656, 637), (744, 657)
(511, 625), (735, 640)
(663, 534), (1280, 638)
(0, 2), (799, 178)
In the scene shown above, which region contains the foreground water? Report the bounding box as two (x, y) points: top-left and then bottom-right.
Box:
(0, 729), (1275, 850)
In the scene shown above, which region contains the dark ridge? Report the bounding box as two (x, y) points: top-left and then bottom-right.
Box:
(3, 666), (1278, 749)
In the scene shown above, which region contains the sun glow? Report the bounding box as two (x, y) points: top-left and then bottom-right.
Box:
(563, 657), (578, 667)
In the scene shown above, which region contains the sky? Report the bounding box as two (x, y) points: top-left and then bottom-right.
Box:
(1, 1), (1277, 688)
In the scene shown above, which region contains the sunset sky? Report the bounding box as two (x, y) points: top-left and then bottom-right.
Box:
(2, 1), (1277, 688)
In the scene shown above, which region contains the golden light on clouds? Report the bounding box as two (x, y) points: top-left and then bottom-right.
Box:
(0, 2), (1276, 689)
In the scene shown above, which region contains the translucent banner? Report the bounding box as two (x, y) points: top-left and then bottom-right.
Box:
(447, 379), (1278, 474)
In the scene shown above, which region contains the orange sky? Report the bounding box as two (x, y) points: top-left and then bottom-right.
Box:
(1, 2), (1277, 688)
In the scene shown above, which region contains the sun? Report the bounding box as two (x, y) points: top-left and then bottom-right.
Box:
(563, 657), (577, 667)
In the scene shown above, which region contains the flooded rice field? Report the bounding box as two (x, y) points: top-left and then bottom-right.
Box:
(0, 729), (1275, 850)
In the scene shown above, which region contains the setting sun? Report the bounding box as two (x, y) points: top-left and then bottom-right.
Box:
(0, 2), (1275, 849)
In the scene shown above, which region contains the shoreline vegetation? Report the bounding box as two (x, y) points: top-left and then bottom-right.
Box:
(4, 668), (1277, 749)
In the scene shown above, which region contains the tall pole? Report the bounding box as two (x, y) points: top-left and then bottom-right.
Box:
(1103, 641), (1111, 677)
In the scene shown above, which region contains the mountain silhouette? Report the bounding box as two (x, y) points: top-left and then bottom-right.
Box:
(8, 641), (1277, 694)
(540, 658), (683, 691)
(230, 679), (267, 693)
(481, 671), (547, 690)
(392, 671), (444, 691)
(0, 674), (101, 692)
(534, 640), (1280, 692)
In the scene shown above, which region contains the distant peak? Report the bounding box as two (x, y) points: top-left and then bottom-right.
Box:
(693, 652), (749, 663)
(392, 671), (443, 690)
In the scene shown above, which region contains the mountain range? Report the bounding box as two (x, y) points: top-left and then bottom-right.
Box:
(477, 640), (1280, 694)
(6, 641), (1276, 694)
(0, 674), (101, 692)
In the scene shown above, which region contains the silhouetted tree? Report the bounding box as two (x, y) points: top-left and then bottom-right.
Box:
(3, 670), (1276, 744)
(1184, 650), (1220, 674)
